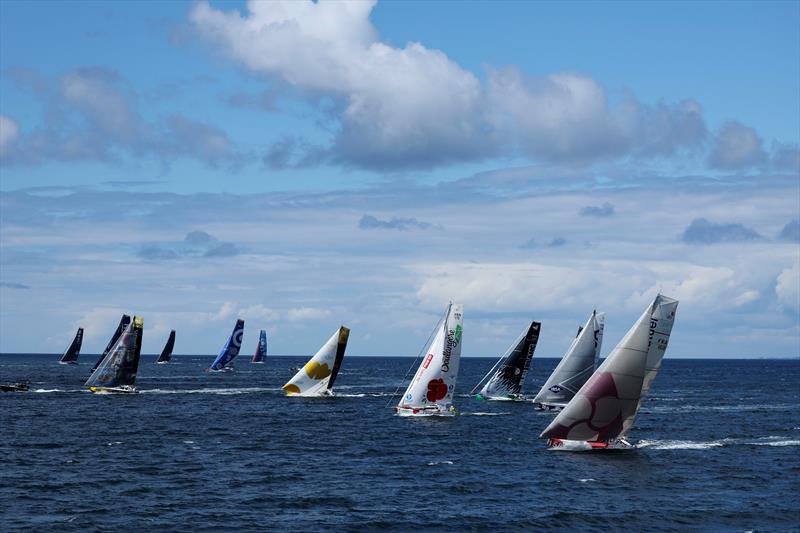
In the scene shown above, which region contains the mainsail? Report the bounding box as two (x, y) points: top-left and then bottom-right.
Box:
(84, 316), (144, 392)
(92, 315), (130, 372)
(396, 303), (464, 416)
(532, 311), (605, 408)
(473, 321), (540, 400)
(282, 326), (350, 396)
(539, 294), (678, 445)
(251, 329), (267, 363)
(209, 319), (245, 372)
(58, 327), (84, 364)
(156, 330), (176, 364)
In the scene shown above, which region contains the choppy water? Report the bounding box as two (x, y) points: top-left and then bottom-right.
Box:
(1, 355), (799, 531)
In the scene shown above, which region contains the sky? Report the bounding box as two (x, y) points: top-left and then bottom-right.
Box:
(0, 0), (798, 358)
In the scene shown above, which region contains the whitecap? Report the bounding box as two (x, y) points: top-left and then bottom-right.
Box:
(578, 478), (596, 483)
(463, 412), (509, 416)
(637, 439), (726, 450)
(427, 460), (454, 466)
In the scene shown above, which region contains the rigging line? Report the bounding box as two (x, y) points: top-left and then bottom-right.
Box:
(385, 305), (449, 408)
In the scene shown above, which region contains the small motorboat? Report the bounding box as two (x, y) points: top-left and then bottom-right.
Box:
(0, 381), (29, 392)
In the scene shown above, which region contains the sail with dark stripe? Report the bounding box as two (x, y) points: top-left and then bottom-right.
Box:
(84, 316), (144, 392)
(156, 330), (176, 364)
(473, 321), (540, 400)
(282, 326), (350, 396)
(251, 329), (267, 363)
(58, 327), (84, 364)
(209, 319), (245, 372)
(92, 315), (130, 373)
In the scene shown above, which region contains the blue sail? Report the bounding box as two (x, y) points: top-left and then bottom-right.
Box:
(209, 319), (245, 371)
(252, 329), (267, 363)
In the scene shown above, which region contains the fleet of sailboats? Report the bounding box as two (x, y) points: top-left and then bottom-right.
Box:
(58, 327), (83, 364)
(282, 326), (349, 396)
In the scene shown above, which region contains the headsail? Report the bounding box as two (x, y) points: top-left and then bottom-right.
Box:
(532, 311), (604, 408)
(92, 315), (130, 372)
(58, 327), (84, 364)
(209, 319), (245, 371)
(84, 316), (144, 391)
(156, 330), (176, 364)
(540, 295), (678, 444)
(252, 329), (267, 363)
(473, 321), (540, 400)
(282, 326), (350, 396)
(396, 303), (464, 415)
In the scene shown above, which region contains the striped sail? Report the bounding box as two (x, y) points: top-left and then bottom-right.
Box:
(84, 317), (143, 391)
(58, 327), (83, 364)
(532, 311), (604, 407)
(92, 315), (130, 372)
(540, 295), (678, 443)
(252, 330), (267, 363)
(209, 319), (245, 371)
(283, 326), (350, 396)
(156, 330), (176, 364)
(474, 321), (540, 399)
(397, 304), (464, 414)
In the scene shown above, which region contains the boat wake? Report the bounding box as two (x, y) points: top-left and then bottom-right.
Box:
(462, 412), (509, 416)
(140, 387), (277, 395)
(637, 439), (728, 450)
(426, 460), (454, 466)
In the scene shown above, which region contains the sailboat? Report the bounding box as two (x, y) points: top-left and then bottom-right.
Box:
(471, 321), (540, 401)
(282, 326), (350, 396)
(58, 327), (84, 364)
(156, 330), (176, 364)
(251, 329), (267, 364)
(539, 294), (678, 451)
(395, 303), (464, 417)
(84, 316), (144, 394)
(207, 319), (245, 372)
(91, 315), (130, 373)
(532, 311), (604, 410)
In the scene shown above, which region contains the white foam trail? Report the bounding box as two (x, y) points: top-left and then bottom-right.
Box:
(637, 439), (727, 450)
(578, 478), (596, 483)
(140, 387), (276, 395)
(427, 460), (454, 466)
(463, 412), (509, 416)
(752, 440), (800, 447)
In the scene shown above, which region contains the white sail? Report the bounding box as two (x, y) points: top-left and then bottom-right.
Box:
(396, 303), (464, 416)
(532, 311), (604, 408)
(283, 326), (350, 397)
(540, 295), (678, 445)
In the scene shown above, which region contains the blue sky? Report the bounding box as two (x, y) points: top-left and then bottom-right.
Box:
(0, 0), (798, 358)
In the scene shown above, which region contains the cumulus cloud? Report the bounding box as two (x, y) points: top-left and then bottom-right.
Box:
(0, 115), (20, 156)
(358, 214), (433, 231)
(681, 218), (763, 244)
(189, 0), (708, 169)
(778, 219), (800, 243)
(708, 121), (767, 170)
(203, 242), (241, 257)
(775, 262), (799, 311)
(580, 202), (615, 217)
(137, 231), (241, 260)
(184, 230), (215, 245)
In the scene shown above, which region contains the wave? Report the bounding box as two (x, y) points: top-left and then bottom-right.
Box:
(140, 387), (278, 395)
(637, 439), (728, 450)
(462, 412), (509, 416)
(647, 403), (798, 413)
(427, 460), (454, 466)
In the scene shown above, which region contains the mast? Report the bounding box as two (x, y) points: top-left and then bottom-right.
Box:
(58, 327), (83, 364)
(209, 319), (245, 371)
(156, 330), (176, 363)
(282, 326), (350, 396)
(92, 315), (130, 372)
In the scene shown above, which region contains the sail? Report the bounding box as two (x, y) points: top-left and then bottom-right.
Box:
(59, 327), (84, 363)
(84, 316), (144, 389)
(476, 321), (540, 398)
(540, 295), (678, 443)
(532, 311), (605, 407)
(252, 329), (267, 363)
(92, 315), (130, 372)
(397, 303), (464, 411)
(282, 326), (350, 396)
(209, 319), (245, 371)
(156, 330), (176, 363)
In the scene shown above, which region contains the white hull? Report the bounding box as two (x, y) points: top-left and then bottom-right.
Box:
(395, 406), (456, 417)
(88, 385), (137, 394)
(58, 361), (78, 365)
(156, 361), (169, 365)
(547, 438), (634, 452)
(285, 389), (334, 398)
(479, 394), (525, 402)
(532, 402), (565, 411)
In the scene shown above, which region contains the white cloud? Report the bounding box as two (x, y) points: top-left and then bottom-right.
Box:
(286, 307), (332, 321)
(708, 121), (767, 169)
(0, 115), (19, 156)
(776, 262), (799, 311)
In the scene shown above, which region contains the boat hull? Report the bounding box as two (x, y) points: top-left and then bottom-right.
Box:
(395, 405), (456, 417)
(58, 361), (78, 365)
(1, 383), (28, 392)
(547, 438), (634, 451)
(532, 402), (565, 411)
(477, 394), (525, 402)
(88, 386), (137, 394)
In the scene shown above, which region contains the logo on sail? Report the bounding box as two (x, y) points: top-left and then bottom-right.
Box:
(426, 378), (448, 402)
(549, 385), (563, 393)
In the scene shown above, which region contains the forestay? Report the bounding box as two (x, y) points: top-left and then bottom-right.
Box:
(532, 311), (604, 407)
(283, 326), (350, 396)
(474, 321), (540, 399)
(84, 316), (144, 390)
(540, 295), (678, 443)
(209, 319), (245, 371)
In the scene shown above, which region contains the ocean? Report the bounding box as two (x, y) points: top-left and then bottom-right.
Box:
(1, 355), (798, 531)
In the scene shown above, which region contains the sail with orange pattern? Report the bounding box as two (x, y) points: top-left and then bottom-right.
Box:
(282, 326), (350, 397)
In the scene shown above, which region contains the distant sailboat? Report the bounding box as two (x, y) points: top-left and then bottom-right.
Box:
(472, 321), (540, 401)
(282, 326), (350, 396)
(58, 327), (84, 365)
(395, 303), (464, 417)
(532, 311), (604, 410)
(84, 316), (144, 394)
(155, 330), (176, 364)
(91, 315), (130, 373)
(251, 329), (267, 364)
(540, 295), (678, 451)
(207, 319), (245, 372)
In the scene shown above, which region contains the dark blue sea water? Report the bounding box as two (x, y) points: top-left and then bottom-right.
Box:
(1, 355), (798, 532)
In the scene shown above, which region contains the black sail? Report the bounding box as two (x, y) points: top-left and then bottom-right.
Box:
(477, 321), (541, 397)
(91, 315), (130, 373)
(156, 330), (176, 363)
(59, 327), (84, 364)
(85, 317), (144, 390)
